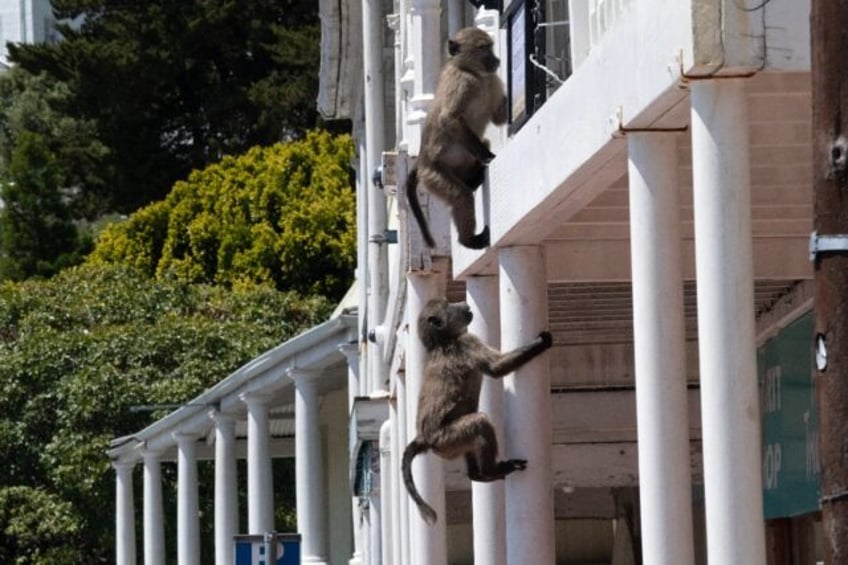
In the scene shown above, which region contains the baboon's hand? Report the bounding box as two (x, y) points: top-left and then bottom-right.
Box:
(538, 331), (553, 349)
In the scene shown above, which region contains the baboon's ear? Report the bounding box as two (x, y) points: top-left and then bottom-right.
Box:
(427, 315), (444, 328)
(448, 39), (460, 56)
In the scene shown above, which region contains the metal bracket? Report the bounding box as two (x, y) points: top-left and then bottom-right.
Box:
(610, 106), (687, 139)
(368, 230), (397, 245)
(809, 231), (848, 261)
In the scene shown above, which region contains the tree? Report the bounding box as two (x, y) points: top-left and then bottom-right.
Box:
(0, 67), (111, 219)
(10, 0), (322, 213)
(89, 130), (357, 301)
(0, 263), (332, 562)
(0, 131), (85, 281)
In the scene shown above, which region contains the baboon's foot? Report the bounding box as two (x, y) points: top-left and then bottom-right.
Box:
(463, 226), (490, 249)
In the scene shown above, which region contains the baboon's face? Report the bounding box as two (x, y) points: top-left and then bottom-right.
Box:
(448, 27), (499, 74)
(419, 298), (472, 347)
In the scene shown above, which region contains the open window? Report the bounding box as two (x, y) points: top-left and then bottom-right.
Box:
(505, 0), (572, 134)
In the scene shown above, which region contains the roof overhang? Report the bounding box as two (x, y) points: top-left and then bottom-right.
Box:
(108, 313), (358, 463)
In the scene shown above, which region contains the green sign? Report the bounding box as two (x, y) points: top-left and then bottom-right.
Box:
(758, 312), (821, 519)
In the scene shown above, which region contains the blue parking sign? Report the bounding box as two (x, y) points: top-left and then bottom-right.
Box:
(233, 533), (301, 565)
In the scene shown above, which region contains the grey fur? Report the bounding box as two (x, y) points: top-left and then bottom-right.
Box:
(402, 298), (553, 524)
(406, 27), (508, 249)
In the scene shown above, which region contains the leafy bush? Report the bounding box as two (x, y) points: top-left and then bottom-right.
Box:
(0, 263), (332, 562)
(0, 486), (84, 565)
(88, 130), (356, 300)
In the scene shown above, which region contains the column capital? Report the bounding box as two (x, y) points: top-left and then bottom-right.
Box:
(288, 368), (322, 383)
(239, 390), (273, 408)
(139, 446), (166, 463)
(338, 343), (360, 364)
(208, 409), (238, 426)
(172, 431), (202, 448)
(112, 458), (136, 472)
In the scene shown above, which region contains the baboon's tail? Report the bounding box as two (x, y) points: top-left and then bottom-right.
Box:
(402, 437), (438, 525)
(405, 167), (436, 248)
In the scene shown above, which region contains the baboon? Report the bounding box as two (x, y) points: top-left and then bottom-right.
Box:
(402, 298), (553, 524)
(406, 27), (508, 250)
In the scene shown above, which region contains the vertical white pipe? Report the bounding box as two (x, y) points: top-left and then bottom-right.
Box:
(114, 460), (137, 565)
(363, 0), (389, 394)
(447, 0), (464, 36)
(211, 412), (238, 565)
(174, 434), (200, 565)
(357, 137), (370, 400)
(467, 276), (507, 565)
(293, 372), (329, 564)
(142, 451), (165, 565)
(690, 79), (766, 565)
(406, 273), (447, 565)
(380, 421), (393, 565)
(627, 132), (695, 565)
(498, 246), (554, 565)
(241, 393), (274, 534)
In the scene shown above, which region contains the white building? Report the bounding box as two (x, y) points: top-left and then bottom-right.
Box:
(0, 0), (58, 67)
(110, 0), (822, 564)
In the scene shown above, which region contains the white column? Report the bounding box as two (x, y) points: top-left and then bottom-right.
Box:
(690, 79), (766, 565)
(114, 460), (137, 565)
(142, 450), (165, 565)
(467, 276), (507, 565)
(395, 370), (411, 565)
(241, 392), (274, 534)
(174, 433), (201, 565)
(379, 420), (393, 565)
(293, 371), (329, 564)
(210, 411), (239, 565)
(498, 246), (554, 565)
(340, 345), (365, 565)
(627, 132), (695, 565)
(340, 344), (362, 412)
(389, 384), (405, 565)
(406, 272), (447, 565)
(369, 487), (382, 565)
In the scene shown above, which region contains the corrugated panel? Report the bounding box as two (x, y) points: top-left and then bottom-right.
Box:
(548, 280), (799, 345)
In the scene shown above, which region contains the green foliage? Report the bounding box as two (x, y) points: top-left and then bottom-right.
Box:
(0, 67), (111, 219)
(0, 131), (88, 281)
(0, 486), (85, 564)
(10, 0), (321, 213)
(0, 263), (332, 562)
(89, 130), (356, 300)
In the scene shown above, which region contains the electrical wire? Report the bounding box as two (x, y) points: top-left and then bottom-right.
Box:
(734, 0), (774, 12)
